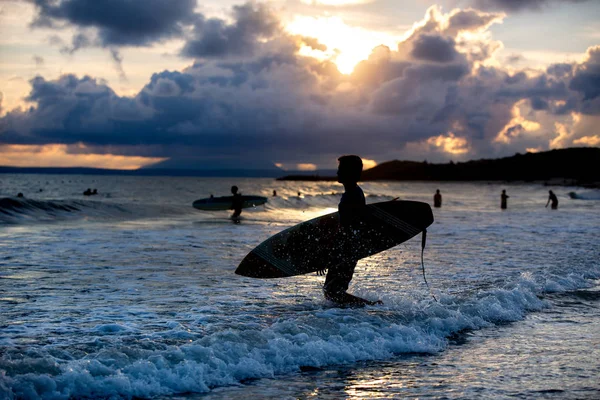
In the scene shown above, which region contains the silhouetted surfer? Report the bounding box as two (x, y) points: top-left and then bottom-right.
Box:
(323, 155), (382, 306)
(546, 190), (558, 209)
(501, 189), (509, 209)
(231, 186), (243, 222)
(434, 189), (442, 208)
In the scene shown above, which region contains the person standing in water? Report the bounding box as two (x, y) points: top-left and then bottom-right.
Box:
(323, 155), (382, 306)
(501, 189), (509, 210)
(433, 189), (442, 208)
(230, 185), (243, 222)
(546, 190), (558, 209)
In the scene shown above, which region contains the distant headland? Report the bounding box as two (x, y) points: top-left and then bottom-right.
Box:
(277, 148), (600, 188)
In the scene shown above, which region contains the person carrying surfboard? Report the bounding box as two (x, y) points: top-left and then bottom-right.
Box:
(323, 155), (383, 306)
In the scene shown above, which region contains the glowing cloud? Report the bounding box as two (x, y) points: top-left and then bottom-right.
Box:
(427, 133), (470, 155)
(573, 135), (600, 146)
(286, 15), (399, 74)
(0, 144), (167, 169)
(495, 100), (541, 144)
(274, 162), (318, 171)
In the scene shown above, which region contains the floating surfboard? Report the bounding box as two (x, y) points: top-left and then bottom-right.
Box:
(236, 200), (433, 278)
(193, 195), (268, 211)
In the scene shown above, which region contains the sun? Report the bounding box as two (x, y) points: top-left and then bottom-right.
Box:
(286, 16), (400, 75)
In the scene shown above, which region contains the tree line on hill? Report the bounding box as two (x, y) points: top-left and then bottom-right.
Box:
(278, 148), (599, 187)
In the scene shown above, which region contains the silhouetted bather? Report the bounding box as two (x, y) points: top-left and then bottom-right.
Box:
(434, 189), (442, 208)
(546, 190), (558, 209)
(17, 193), (24, 198)
(230, 186), (243, 222)
(501, 190), (509, 209)
(92, 189), (98, 195)
(83, 188), (92, 196)
(273, 190), (277, 197)
(323, 155), (382, 307)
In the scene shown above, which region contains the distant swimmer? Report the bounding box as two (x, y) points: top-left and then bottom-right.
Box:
(546, 190), (558, 209)
(501, 189), (509, 210)
(273, 190), (277, 197)
(433, 189), (442, 208)
(230, 185), (243, 222)
(323, 155), (383, 307)
(83, 188), (92, 196)
(92, 189), (98, 195)
(17, 192), (24, 198)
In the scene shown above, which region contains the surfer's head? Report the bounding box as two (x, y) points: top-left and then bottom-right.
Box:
(231, 185), (239, 194)
(337, 155), (363, 184)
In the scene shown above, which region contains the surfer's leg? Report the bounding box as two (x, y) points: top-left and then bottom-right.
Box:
(323, 261), (356, 297)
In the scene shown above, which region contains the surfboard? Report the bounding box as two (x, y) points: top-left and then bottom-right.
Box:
(235, 200), (433, 278)
(192, 195), (268, 211)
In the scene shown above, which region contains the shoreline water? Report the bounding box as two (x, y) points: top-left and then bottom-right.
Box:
(1, 175), (599, 399)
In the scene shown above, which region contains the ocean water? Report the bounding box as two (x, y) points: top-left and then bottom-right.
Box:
(0, 175), (599, 399)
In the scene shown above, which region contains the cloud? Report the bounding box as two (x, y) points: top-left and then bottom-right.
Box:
(445, 8), (505, 35)
(411, 34), (459, 63)
(28, 0), (197, 46)
(569, 46), (600, 113)
(472, 0), (590, 12)
(573, 134), (600, 146)
(181, 3), (281, 58)
(1, 4), (599, 168)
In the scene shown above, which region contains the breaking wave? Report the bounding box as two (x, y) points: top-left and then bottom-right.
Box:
(2, 269), (598, 399)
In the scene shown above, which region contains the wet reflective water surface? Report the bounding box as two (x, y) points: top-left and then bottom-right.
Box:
(1, 176), (599, 399)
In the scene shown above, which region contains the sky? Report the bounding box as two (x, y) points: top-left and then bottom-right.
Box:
(0, 0), (599, 171)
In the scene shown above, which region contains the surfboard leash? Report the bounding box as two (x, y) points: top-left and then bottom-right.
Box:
(421, 229), (438, 302)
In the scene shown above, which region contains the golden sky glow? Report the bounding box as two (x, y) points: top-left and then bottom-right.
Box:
(286, 15), (400, 74)
(362, 158), (377, 170)
(275, 162), (318, 171)
(0, 144), (167, 170)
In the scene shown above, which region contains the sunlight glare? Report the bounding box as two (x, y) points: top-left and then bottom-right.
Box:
(286, 16), (399, 75)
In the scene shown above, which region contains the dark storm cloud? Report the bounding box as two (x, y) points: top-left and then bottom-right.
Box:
(547, 63), (573, 78)
(28, 0), (197, 46)
(569, 47), (600, 101)
(2, 5), (599, 167)
(181, 3), (280, 58)
(569, 46), (600, 114)
(472, 0), (589, 12)
(411, 34), (459, 63)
